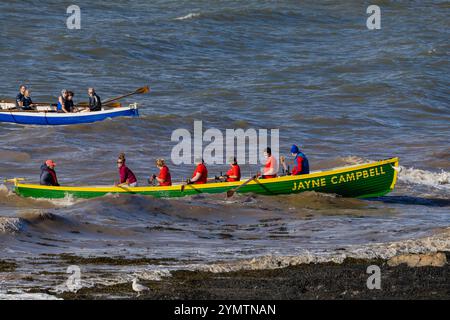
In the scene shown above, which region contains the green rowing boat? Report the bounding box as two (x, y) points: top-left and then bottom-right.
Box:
(8, 158), (399, 200)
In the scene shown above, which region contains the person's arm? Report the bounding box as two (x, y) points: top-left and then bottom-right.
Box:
(16, 95), (23, 107)
(96, 96), (102, 108)
(59, 97), (68, 113)
(40, 171), (51, 186)
(190, 172), (201, 183)
(280, 156), (288, 172)
(119, 167), (127, 184)
(156, 176), (165, 183)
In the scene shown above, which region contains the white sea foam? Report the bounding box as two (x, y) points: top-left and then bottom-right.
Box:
(397, 166), (449, 189)
(0, 217), (25, 234)
(174, 13), (201, 20)
(0, 290), (62, 300)
(47, 193), (81, 207)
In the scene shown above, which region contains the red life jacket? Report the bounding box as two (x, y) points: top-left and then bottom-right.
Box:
(263, 155), (277, 179)
(158, 165), (172, 186)
(192, 163), (208, 184)
(226, 164), (241, 182)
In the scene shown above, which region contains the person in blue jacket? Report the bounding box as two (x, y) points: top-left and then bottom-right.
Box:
(281, 144), (310, 175)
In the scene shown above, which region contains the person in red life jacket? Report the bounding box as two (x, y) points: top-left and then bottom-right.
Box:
(281, 145), (310, 175)
(187, 157), (208, 184)
(40, 160), (60, 186)
(221, 156), (241, 182)
(116, 153), (138, 187)
(261, 147), (278, 179)
(149, 158), (172, 186)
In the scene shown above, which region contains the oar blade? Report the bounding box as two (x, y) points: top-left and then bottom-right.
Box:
(136, 86), (150, 95)
(226, 190), (235, 198)
(107, 102), (122, 108)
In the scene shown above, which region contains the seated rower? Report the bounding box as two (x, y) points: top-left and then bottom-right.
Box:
(22, 89), (36, 111)
(15, 85), (27, 109)
(66, 91), (75, 112)
(40, 160), (60, 186)
(57, 89), (71, 113)
(220, 156), (241, 182)
(261, 147), (278, 179)
(281, 145), (310, 175)
(116, 153), (138, 187)
(80, 88), (102, 112)
(88, 88), (102, 112)
(149, 158), (172, 186)
(187, 157), (208, 184)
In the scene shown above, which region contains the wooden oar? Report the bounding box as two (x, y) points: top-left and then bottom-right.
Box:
(75, 101), (122, 108)
(180, 182), (202, 193)
(226, 175), (257, 198)
(102, 86), (150, 105)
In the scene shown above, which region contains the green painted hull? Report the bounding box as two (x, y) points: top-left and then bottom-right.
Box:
(14, 158), (399, 200)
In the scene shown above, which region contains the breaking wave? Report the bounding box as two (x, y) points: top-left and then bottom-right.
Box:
(0, 217), (25, 234)
(397, 166), (449, 190)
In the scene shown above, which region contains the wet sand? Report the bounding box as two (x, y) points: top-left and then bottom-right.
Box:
(52, 253), (449, 300)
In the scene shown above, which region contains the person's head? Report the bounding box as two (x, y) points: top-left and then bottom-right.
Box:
(263, 147), (272, 158)
(61, 89), (68, 98)
(24, 89), (31, 97)
(290, 144), (299, 156)
(67, 91), (74, 100)
(88, 88), (95, 96)
(155, 158), (165, 168)
(229, 156), (237, 165)
(45, 159), (56, 169)
(194, 156), (204, 165)
(117, 153), (126, 167)
(19, 85), (26, 94)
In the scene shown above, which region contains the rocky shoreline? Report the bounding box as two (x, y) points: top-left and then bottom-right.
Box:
(51, 252), (449, 300)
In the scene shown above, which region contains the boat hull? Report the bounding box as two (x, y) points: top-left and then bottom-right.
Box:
(0, 106), (138, 125)
(13, 158), (399, 200)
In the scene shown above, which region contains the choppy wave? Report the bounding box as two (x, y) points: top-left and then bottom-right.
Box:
(0, 217), (25, 234)
(174, 13), (201, 20)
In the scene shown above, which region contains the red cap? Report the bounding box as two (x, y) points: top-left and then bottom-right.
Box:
(45, 160), (56, 167)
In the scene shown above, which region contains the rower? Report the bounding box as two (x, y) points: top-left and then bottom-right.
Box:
(57, 89), (70, 113)
(187, 157), (208, 184)
(261, 147), (278, 179)
(15, 85), (26, 109)
(116, 153), (138, 187)
(149, 158), (172, 186)
(220, 156), (241, 182)
(22, 89), (35, 111)
(66, 91), (75, 112)
(88, 88), (102, 112)
(281, 145), (310, 175)
(40, 160), (60, 186)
